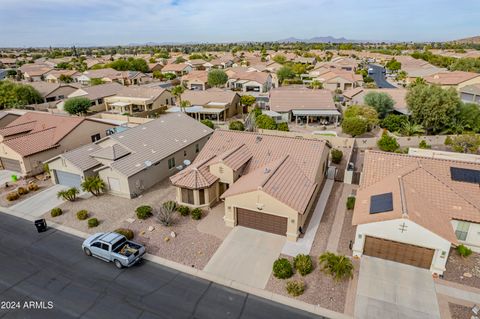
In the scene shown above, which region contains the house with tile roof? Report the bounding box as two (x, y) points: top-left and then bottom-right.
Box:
(226, 69), (273, 93)
(104, 86), (173, 115)
(343, 87), (409, 114)
(352, 150), (480, 275)
(18, 64), (53, 82)
(28, 82), (80, 103)
(423, 71), (480, 90)
(45, 113), (213, 198)
(0, 112), (115, 176)
(181, 70), (209, 91)
(170, 130), (331, 241)
(58, 82), (124, 112)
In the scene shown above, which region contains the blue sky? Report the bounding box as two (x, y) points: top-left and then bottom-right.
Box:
(0, 0), (478, 47)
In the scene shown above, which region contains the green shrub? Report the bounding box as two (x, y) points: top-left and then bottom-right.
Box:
(191, 208), (202, 220)
(17, 187), (29, 195)
(6, 192), (20, 201)
(27, 182), (39, 191)
(115, 228), (134, 240)
(229, 120), (245, 131)
(87, 218), (99, 228)
(331, 149), (343, 164)
(200, 119), (214, 129)
(273, 258), (293, 279)
(293, 254), (313, 276)
(285, 280), (305, 297)
(346, 197), (356, 210)
(377, 133), (399, 152)
(163, 201), (177, 211)
(136, 205), (153, 220)
(342, 116), (368, 137)
(276, 122), (289, 131)
(419, 140), (431, 149)
(76, 210), (89, 220)
(177, 205), (190, 216)
(50, 208), (63, 217)
(457, 244), (472, 258)
(444, 136), (453, 145)
(319, 252), (354, 281)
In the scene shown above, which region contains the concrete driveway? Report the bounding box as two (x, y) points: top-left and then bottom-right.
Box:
(204, 227), (285, 289)
(355, 256), (440, 319)
(0, 170), (18, 185)
(10, 184), (67, 218)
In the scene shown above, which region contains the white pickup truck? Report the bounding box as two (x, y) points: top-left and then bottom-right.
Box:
(82, 232), (146, 269)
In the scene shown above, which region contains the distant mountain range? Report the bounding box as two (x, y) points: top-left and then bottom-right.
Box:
(275, 36), (364, 43)
(452, 36), (480, 44)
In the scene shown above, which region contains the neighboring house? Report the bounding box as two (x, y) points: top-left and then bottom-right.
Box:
(45, 113), (213, 198)
(343, 87), (409, 114)
(293, 57), (317, 65)
(269, 88), (340, 124)
(423, 71), (480, 90)
(104, 86), (173, 114)
(313, 70), (363, 91)
(85, 58), (105, 69)
(58, 82), (124, 112)
(395, 56), (445, 84)
(0, 111), (20, 128)
(167, 89), (241, 122)
(148, 63), (163, 73)
(28, 82), (80, 103)
(181, 71), (209, 91)
(161, 63), (193, 76)
(44, 69), (81, 83)
(76, 68), (150, 86)
(19, 64), (53, 82)
(459, 84), (480, 105)
(226, 70), (273, 93)
(317, 57), (359, 72)
(0, 58), (17, 68)
(352, 150), (480, 276)
(204, 56), (234, 69)
(170, 130), (331, 241)
(187, 59), (207, 70)
(0, 112), (115, 176)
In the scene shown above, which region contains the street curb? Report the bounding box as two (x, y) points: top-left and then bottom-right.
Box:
(0, 208), (352, 319)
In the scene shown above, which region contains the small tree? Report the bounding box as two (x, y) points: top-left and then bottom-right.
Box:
(179, 100), (191, 112)
(200, 119), (214, 129)
(277, 66), (295, 84)
(207, 69), (228, 87)
(64, 97), (91, 115)
(57, 187), (79, 201)
(81, 176), (105, 196)
(364, 92), (394, 118)
(331, 149), (343, 164)
(89, 78), (105, 86)
(229, 120), (245, 131)
(309, 80), (323, 89)
(342, 117), (368, 137)
(255, 114), (277, 130)
(381, 114), (408, 133)
(318, 252), (354, 281)
(171, 85), (185, 105)
(377, 133), (399, 152)
(450, 134), (480, 153)
(59, 74), (73, 83)
(240, 95), (256, 111)
(276, 122), (289, 131)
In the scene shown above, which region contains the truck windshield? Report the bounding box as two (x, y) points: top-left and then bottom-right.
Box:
(112, 237), (127, 252)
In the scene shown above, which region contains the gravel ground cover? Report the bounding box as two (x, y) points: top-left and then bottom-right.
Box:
(443, 248), (480, 289)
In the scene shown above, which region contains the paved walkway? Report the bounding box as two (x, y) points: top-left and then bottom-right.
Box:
(282, 177), (334, 256)
(10, 184), (67, 218)
(325, 183), (356, 253)
(356, 256), (440, 319)
(435, 279), (480, 304)
(204, 227), (285, 289)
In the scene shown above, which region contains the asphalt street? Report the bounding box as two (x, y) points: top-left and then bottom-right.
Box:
(368, 64), (397, 88)
(0, 213), (326, 319)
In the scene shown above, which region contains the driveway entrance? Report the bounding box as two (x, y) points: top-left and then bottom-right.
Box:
(10, 184), (68, 218)
(355, 256), (440, 319)
(204, 227), (285, 289)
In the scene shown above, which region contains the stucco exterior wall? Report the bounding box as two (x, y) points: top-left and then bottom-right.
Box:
(353, 219), (452, 275)
(451, 219), (480, 253)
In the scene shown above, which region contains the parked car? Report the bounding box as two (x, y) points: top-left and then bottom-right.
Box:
(82, 232), (145, 269)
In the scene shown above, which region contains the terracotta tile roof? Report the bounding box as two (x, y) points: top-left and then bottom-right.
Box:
(111, 86), (166, 100)
(352, 151), (480, 243)
(181, 70), (208, 83)
(269, 88), (336, 112)
(181, 89), (238, 106)
(424, 71), (480, 85)
(71, 82), (123, 100)
(170, 130), (328, 214)
(343, 88), (408, 111)
(316, 70), (362, 83)
(162, 63), (190, 72)
(227, 70), (270, 84)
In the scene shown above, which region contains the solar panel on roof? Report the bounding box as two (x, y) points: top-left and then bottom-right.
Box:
(450, 167), (480, 184)
(370, 192), (393, 214)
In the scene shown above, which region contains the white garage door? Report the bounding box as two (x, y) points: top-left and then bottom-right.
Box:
(55, 170), (82, 188)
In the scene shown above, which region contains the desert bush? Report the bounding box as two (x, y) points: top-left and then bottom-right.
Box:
(50, 208), (63, 217)
(76, 210), (89, 220)
(87, 218), (99, 228)
(293, 254), (313, 276)
(457, 244), (473, 258)
(273, 258), (293, 279)
(115, 228), (134, 240)
(177, 205), (190, 216)
(163, 200), (177, 211)
(285, 280), (305, 297)
(191, 208), (202, 220)
(331, 149), (343, 164)
(136, 205), (153, 220)
(17, 187), (29, 195)
(27, 182), (39, 191)
(419, 140), (431, 149)
(346, 196), (356, 210)
(57, 187), (79, 202)
(6, 192), (19, 201)
(157, 203), (176, 226)
(318, 252), (354, 281)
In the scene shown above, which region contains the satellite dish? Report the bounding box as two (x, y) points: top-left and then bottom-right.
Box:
(183, 159), (191, 166)
(176, 165), (184, 171)
(144, 160), (152, 167)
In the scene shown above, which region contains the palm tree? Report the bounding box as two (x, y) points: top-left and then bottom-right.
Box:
(171, 85), (185, 106)
(400, 120), (425, 136)
(309, 80), (323, 89)
(81, 176), (106, 196)
(57, 187), (79, 201)
(318, 252), (354, 281)
(180, 100), (191, 113)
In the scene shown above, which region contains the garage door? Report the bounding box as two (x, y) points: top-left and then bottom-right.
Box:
(190, 84), (204, 90)
(0, 157), (21, 172)
(363, 236), (434, 269)
(236, 208), (287, 236)
(54, 170), (82, 188)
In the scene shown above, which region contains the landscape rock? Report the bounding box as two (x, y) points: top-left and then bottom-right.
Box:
(463, 272), (473, 278)
(164, 236), (170, 242)
(170, 231), (176, 238)
(148, 226), (155, 232)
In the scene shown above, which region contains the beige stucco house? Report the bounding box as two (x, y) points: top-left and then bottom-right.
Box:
(0, 112), (115, 176)
(104, 86), (173, 115)
(423, 71), (480, 90)
(170, 130), (331, 241)
(45, 113), (213, 198)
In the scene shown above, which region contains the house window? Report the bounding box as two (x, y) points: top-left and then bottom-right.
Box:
(168, 157), (176, 169)
(199, 189), (205, 205)
(91, 133), (101, 142)
(195, 144), (200, 153)
(181, 188), (194, 204)
(455, 221), (470, 241)
(166, 99), (169, 105)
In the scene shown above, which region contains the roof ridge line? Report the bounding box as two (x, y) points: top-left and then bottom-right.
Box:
(4, 126), (56, 141)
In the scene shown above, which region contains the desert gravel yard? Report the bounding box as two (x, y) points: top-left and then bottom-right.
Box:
(44, 179), (222, 269)
(449, 303), (473, 319)
(0, 177), (51, 208)
(443, 248), (480, 289)
(337, 207), (356, 256)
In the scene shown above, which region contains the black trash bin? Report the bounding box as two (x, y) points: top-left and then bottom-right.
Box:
(34, 219), (47, 233)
